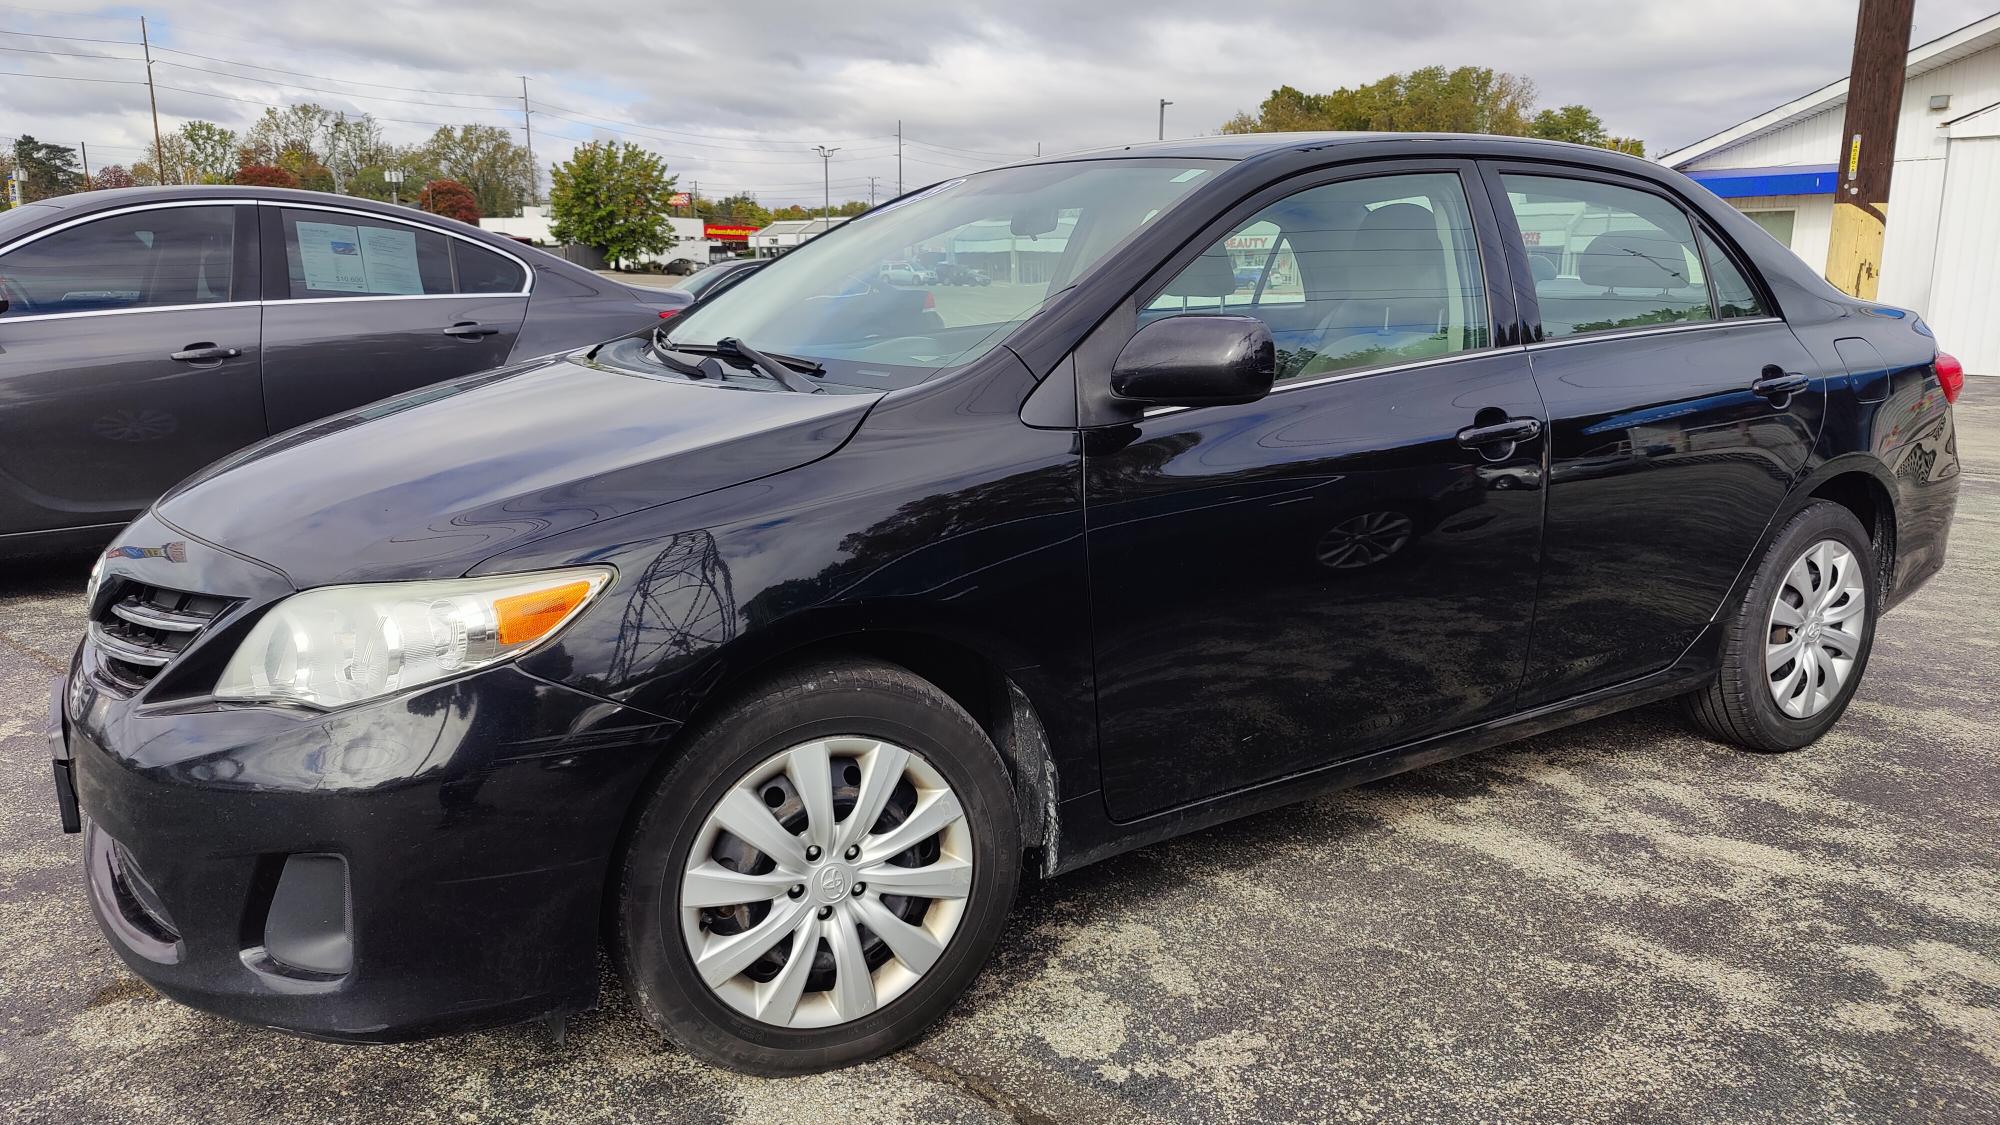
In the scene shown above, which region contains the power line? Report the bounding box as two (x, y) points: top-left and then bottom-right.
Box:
(0, 66), (143, 85)
(151, 60), (527, 114)
(147, 44), (515, 99)
(0, 42), (136, 60)
(0, 25), (136, 45)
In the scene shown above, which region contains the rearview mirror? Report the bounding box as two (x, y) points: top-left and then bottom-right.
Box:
(1110, 315), (1276, 408)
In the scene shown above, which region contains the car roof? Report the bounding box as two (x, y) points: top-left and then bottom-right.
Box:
(1029, 131), (1657, 172)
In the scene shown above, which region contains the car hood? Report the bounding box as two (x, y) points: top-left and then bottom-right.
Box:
(156, 351), (878, 587)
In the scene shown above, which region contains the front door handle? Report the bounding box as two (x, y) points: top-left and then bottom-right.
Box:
(1456, 416), (1542, 450)
(169, 344), (241, 363)
(443, 321), (500, 338)
(1752, 366), (1811, 401)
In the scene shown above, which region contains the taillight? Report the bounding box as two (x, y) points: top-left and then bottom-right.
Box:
(1935, 352), (1964, 404)
(658, 308), (680, 319)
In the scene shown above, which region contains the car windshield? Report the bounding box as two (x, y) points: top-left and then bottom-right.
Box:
(660, 159), (1227, 389)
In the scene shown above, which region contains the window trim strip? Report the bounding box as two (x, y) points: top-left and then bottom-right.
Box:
(0, 197), (534, 316)
(1523, 315), (1783, 352)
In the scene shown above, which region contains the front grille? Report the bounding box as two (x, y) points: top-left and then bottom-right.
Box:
(90, 582), (232, 692)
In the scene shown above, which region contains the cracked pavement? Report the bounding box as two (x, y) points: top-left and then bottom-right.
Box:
(1, 395), (1995, 1124)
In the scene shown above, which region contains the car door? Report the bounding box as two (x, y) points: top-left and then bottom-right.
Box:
(257, 204), (530, 432)
(1484, 164), (1827, 705)
(0, 201), (264, 539)
(1082, 163), (1547, 821)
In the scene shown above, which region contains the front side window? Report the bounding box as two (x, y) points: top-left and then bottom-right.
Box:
(660, 159), (1227, 389)
(277, 208), (452, 298)
(0, 206), (234, 314)
(1148, 172), (1490, 383)
(1503, 175), (1712, 339)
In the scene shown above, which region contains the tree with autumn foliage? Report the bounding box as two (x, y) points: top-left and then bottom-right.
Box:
(92, 164), (137, 190)
(233, 163), (300, 188)
(418, 178), (481, 224)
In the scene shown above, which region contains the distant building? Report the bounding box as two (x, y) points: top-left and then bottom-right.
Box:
(1661, 11), (2000, 373)
(751, 217), (850, 257)
(481, 207), (723, 271)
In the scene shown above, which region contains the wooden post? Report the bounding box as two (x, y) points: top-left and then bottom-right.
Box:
(1824, 0), (1916, 299)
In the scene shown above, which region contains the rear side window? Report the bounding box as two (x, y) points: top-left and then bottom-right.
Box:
(453, 240), (526, 293)
(277, 208), (452, 298)
(0, 205), (234, 314)
(1503, 174), (1712, 339)
(1698, 230), (1769, 319)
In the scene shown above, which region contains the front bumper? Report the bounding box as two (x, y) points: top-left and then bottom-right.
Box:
(59, 650), (676, 1043)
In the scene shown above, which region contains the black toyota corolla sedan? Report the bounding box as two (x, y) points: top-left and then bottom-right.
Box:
(0, 186), (690, 557)
(49, 134), (1962, 1074)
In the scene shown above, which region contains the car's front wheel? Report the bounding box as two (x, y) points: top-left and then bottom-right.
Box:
(1683, 500), (1878, 751)
(613, 659), (1020, 1074)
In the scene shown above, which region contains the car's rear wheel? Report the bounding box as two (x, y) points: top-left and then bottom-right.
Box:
(613, 658), (1020, 1074)
(1682, 500), (1878, 751)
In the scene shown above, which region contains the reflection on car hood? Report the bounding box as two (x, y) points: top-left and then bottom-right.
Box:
(156, 352), (879, 587)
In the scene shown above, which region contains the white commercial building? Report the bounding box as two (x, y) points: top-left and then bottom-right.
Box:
(751, 217), (849, 257)
(479, 207), (722, 270)
(1661, 11), (2000, 374)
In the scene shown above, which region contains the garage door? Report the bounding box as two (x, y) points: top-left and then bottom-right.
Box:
(1927, 135), (2000, 376)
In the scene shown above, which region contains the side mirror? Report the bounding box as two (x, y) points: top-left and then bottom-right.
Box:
(1110, 315), (1276, 408)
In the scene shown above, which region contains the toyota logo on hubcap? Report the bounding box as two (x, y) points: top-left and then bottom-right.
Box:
(814, 866), (850, 902)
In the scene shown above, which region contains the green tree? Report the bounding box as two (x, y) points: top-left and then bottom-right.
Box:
(1529, 105), (1607, 145)
(11, 136), (83, 202)
(1222, 67), (1537, 136)
(704, 192), (772, 228)
(421, 125), (531, 217)
(243, 103), (334, 168)
(179, 121), (239, 183)
(548, 141), (677, 269)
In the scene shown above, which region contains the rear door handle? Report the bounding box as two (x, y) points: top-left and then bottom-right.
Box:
(1456, 416), (1542, 450)
(169, 344), (241, 363)
(1752, 367), (1811, 400)
(444, 322), (500, 338)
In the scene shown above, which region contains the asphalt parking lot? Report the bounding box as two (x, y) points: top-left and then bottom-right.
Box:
(2, 394), (1995, 1125)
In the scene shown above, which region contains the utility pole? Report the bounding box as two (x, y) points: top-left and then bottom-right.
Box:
(1158, 99), (1172, 140)
(79, 141), (91, 190)
(521, 76), (537, 207)
(896, 120), (903, 195)
(1824, 0), (1915, 299)
(813, 144), (839, 217)
(140, 17), (164, 184)
(384, 167), (404, 207)
(867, 176), (879, 206)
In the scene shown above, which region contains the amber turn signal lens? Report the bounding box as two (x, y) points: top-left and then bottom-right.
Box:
(494, 580), (595, 646)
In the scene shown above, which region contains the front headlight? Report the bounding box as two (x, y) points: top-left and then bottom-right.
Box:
(215, 567), (611, 710)
(84, 554), (106, 607)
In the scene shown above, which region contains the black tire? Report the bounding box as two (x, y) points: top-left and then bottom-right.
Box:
(1682, 500), (1878, 752)
(612, 658), (1021, 1075)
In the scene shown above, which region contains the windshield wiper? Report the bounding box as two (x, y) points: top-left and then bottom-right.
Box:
(650, 333), (824, 393)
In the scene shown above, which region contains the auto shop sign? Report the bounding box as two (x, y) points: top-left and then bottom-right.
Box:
(704, 223), (759, 240)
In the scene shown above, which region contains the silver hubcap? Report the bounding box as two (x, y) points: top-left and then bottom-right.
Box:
(679, 738), (972, 1029)
(1765, 538), (1866, 719)
(1316, 511), (1414, 569)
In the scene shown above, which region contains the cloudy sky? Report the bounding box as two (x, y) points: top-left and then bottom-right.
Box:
(2, 0), (1994, 206)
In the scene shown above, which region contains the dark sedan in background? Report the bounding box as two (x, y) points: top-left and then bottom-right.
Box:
(0, 186), (690, 557)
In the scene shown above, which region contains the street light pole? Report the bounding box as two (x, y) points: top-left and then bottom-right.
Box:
(813, 144), (840, 217)
(1158, 99), (1173, 140)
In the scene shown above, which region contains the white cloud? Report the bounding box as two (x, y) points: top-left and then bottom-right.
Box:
(2, 0), (1992, 204)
